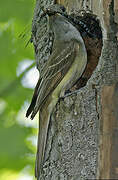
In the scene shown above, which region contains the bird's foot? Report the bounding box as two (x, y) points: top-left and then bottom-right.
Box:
(60, 90), (78, 99)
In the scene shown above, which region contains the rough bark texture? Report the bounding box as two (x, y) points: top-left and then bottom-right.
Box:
(32, 0), (118, 179)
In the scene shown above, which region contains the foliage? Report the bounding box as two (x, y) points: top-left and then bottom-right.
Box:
(0, 0), (37, 179)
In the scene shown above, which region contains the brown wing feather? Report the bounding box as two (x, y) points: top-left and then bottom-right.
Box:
(30, 41), (77, 119)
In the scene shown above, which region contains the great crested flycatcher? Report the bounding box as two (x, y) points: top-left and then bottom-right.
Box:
(26, 4), (87, 179)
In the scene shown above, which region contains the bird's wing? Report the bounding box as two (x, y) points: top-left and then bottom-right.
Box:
(30, 41), (78, 119)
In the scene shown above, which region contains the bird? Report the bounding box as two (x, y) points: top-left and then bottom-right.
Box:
(26, 4), (87, 179)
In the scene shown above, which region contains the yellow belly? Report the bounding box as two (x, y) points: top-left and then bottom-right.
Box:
(48, 45), (87, 113)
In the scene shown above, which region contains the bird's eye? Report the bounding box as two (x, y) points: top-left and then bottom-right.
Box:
(60, 6), (66, 12)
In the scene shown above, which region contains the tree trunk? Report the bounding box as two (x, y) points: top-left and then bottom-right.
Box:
(32, 0), (118, 179)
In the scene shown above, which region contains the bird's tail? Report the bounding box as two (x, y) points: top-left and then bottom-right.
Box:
(35, 104), (50, 179)
(26, 79), (41, 118)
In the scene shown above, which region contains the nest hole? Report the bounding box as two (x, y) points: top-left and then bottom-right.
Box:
(66, 11), (103, 94)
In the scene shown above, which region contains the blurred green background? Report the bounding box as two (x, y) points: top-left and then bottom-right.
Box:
(0, 0), (38, 179)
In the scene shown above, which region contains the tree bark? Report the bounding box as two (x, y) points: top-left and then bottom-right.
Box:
(32, 0), (118, 179)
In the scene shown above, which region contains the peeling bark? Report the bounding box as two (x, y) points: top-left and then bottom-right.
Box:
(32, 0), (118, 179)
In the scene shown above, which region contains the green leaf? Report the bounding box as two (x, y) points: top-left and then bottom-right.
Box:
(0, 0), (37, 178)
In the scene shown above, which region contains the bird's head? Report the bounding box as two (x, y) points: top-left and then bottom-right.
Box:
(41, 4), (82, 43)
